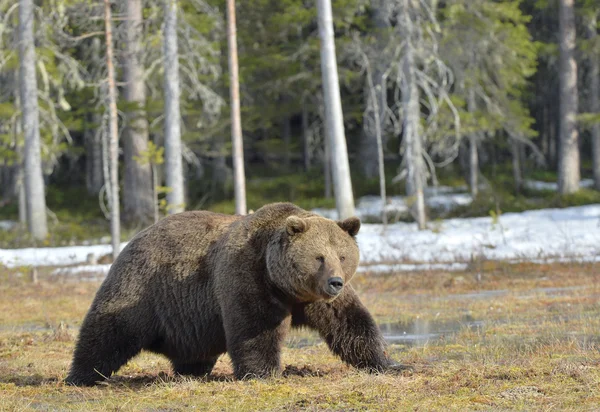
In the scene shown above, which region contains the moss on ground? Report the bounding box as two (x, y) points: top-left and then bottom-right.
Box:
(1, 262), (599, 410)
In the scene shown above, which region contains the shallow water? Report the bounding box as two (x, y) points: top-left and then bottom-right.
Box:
(379, 317), (485, 345)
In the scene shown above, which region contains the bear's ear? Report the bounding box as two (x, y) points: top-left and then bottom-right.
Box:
(286, 216), (309, 236)
(338, 216), (361, 237)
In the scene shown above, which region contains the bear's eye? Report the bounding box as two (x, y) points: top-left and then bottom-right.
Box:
(340, 256), (346, 262)
(316, 256), (325, 263)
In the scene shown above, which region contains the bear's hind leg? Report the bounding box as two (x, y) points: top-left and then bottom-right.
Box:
(172, 356), (218, 377)
(66, 314), (144, 386)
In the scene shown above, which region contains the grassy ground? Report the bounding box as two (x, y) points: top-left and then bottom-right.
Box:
(1, 261), (599, 410)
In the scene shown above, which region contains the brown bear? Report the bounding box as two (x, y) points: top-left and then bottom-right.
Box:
(66, 202), (403, 386)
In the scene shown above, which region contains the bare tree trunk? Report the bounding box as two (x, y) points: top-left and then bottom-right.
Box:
(588, 17), (600, 190)
(317, 0), (355, 219)
(14, 93), (27, 225)
(558, 0), (580, 194)
(18, 0), (47, 240)
(18, 170), (26, 224)
(467, 89), (478, 197)
(226, 0), (247, 215)
(365, 56), (387, 226)
(324, 138), (332, 199)
(510, 138), (522, 193)
(104, 0), (121, 260)
(469, 135), (478, 197)
(124, 0), (154, 225)
(163, 0), (185, 214)
(400, 2), (425, 230)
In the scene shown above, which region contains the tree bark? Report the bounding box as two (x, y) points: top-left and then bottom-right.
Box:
(123, 0), (154, 225)
(557, 0), (580, 194)
(226, 0), (247, 215)
(317, 0), (355, 219)
(467, 89), (478, 198)
(588, 17), (600, 190)
(14, 91), (27, 225)
(324, 136), (332, 199)
(400, 1), (425, 230)
(365, 56), (387, 226)
(163, 0), (185, 214)
(104, 0), (121, 260)
(18, 0), (48, 240)
(510, 138), (522, 193)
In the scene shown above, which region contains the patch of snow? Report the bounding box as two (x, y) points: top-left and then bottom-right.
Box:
(524, 178), (594, 191)
(0, 220), (17, 231)
(357, 204), (600, 266)
(358, 262), (469, 273)
(313, 187), (473, 221)
(51, 264), (112, 277)
(0, 243), (126, 268)
(1, 204), (599, 274)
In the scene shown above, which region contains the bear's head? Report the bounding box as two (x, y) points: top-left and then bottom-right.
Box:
(266, 215), (361, 302)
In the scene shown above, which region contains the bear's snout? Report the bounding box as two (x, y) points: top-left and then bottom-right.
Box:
(326, 277), (344, 296)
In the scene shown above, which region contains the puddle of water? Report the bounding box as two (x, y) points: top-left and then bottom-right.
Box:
(380, 318), (485, 345)
(433, 285), (589, 302)
(285, 317), (485, 348)
(0, 323), (54, 333)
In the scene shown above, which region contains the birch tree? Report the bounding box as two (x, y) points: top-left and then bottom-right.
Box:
(163, 0), (185, 214)
(124, 0), (154, 225)
(18, 0), (47, 240)
(399, 4), (426, 229)
(226, 0), (246, 215)
(558, 0), (580, 194)
(392, 0), (458, 229)
(104, 0), (120, 260)
(317, 0), (355, 219)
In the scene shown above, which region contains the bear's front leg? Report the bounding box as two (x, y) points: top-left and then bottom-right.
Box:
(296, 287), (397, 372)
(222, 298), (291, 380)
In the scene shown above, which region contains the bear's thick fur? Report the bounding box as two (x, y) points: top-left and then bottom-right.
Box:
(66, 202), (398, 385)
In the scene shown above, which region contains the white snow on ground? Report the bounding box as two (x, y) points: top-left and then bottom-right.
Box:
(51, 264), (112, 277)
(524, 178), (595, 191)
(357, 262), (469, 273)
(0, 221), (17, 231)
(314, 186), (472, 221)
(0, 243), (126, 268)
(357, 204), (600, 266)
(0, 204), (599, 274)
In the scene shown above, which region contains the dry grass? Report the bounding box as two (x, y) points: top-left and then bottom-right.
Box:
(1, 262), (599, 411)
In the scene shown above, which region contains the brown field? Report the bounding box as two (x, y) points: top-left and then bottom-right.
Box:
(1, 261), (599, 411)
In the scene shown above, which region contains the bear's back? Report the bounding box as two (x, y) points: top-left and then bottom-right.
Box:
(94, 211), (240, 308)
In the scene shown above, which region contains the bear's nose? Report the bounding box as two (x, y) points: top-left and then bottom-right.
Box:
(327, 277), (344, 295)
